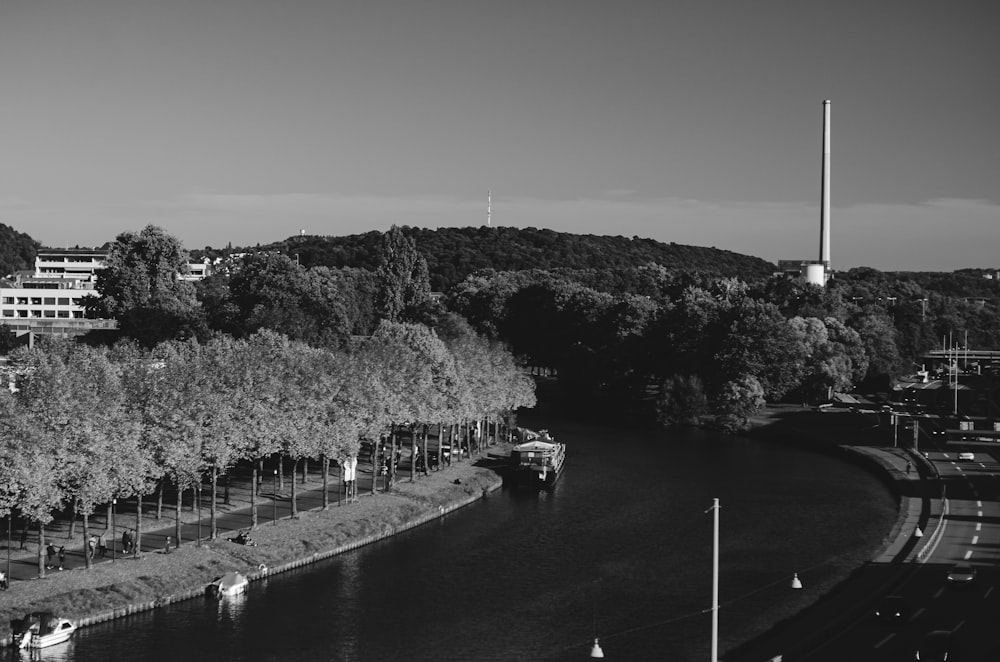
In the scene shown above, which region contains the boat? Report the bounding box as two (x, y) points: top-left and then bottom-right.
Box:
(207, 571), (249, 599)
(509, 430), (565, 488)
(11, 612), (77, 649)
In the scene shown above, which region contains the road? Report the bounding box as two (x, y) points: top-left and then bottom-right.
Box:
(728, 443), (1000, 662)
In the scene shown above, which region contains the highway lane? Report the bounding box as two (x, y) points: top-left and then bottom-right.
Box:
(798, 448), (1000, 661)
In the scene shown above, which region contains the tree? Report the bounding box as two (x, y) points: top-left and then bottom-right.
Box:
(714, 375), (766, 433)
(86, 225), (204, 346)
(657, 374), (708, 428)
(374, 226), (434, 323)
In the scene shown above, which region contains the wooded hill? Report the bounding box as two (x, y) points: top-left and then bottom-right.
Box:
(0, 222), (41, 279)
(199, 226), (778, 291)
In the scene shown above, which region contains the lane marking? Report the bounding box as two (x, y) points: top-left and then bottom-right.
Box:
(986, 587), (995, 599)
(875, 633), (894, 649)
(934, 587), (945, 599)
(977, 500), (983, 507)
(977, 522), (982, 531)
(978, 511), (983, 518)
(955, 619), (966, 632)
(964, 549), (973, 559)
(972, 535), (979, 545)
(911, 607), (925, 621)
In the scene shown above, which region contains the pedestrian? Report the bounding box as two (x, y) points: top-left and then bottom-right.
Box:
(58, 546), (66, 570)
(906, 460), (912, 475)
(88, 535), (97, 559)
(0, 569), (7, 589)
(97, 531), (107, 558)
(165, 536), (172, 554)
(122, 529), (131, 555)
(45, 543), (56, 569)
(19, 526), (27, 550)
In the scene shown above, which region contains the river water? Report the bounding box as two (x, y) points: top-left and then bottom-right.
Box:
(33, 417), (897, 661)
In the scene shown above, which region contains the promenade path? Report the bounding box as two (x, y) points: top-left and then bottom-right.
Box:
(1, 450), (440, 583)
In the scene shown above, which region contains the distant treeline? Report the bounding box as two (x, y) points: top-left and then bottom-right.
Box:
(193, 226), (778, 291)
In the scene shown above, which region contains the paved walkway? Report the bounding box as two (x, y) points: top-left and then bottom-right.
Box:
(1, 449), (452, 583)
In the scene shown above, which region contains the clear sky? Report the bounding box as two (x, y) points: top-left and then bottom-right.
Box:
(2, 0), (997, 271)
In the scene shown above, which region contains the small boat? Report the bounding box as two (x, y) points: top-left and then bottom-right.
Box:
(11, 612), (77, 649)
(509, 430), (565, 488)
(207, 571), (249, 599)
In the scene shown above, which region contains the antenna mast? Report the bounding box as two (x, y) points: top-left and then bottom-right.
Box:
(487, 190), (492, 227)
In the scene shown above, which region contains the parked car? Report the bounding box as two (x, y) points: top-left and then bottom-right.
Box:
(946, 563), (976, 586)
(957, 451), (975, 461)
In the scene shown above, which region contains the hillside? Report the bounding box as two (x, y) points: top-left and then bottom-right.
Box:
(204, 226), (778, 291)
(0, 223), (41, 279)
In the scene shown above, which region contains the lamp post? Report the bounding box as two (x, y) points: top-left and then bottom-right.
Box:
(6, 515), (10, 586)
(272, 469), (278, 526)
(111, 498), (117, 563)
(709, 498), (720, 662)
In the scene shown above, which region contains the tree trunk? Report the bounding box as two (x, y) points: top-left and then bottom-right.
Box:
(135, 495), (143, 557)
(251, 465), (259, 529)
(409, 426), (415, 482)
(156, 482), (163, 520)
(37, 522), (45, 579)
(211, 464), (218, 540)
(68, 501), (77, 539)
(290, 457), (298, 518)
(83, 512), (91, 570)
(322, 456), (330, 510)
(224, 473), (231, 505)
(386, 429), (396, 492)
(174, 482), (182, 548)
(302, 457), (308, 484)
(278, 454), (284, 491)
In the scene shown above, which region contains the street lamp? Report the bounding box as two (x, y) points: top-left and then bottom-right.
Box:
(6, 515), (10, 587)
(272, 469), (278, 525)
(111, 498), (117, 563)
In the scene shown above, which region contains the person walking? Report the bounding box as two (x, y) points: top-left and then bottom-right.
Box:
(97, 531), (108, 558)
(19, 525), (27, 550)
(58, 546), (66, 570)
(45, 543), (56, 569)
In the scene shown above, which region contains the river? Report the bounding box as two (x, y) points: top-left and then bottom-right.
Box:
(34, 417), (897, 661)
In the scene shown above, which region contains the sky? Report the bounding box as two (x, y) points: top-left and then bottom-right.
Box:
(1, 0), (997, 271)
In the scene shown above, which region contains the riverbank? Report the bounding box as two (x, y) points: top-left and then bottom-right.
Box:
(0, 452), (509, 647)
(721, 404), (923, 659)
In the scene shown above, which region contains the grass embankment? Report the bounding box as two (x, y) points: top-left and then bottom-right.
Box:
(0, 453), (507, 645)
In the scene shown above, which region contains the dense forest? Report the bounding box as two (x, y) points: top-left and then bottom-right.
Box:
(190, 226), (779, 291)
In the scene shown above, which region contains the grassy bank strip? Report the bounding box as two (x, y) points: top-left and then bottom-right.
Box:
(0, 461), (504, 648)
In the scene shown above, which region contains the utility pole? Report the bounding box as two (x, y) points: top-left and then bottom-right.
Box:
(709, 498), (720, 662)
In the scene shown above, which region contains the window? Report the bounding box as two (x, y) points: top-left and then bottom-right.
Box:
(57, 311), (69, 318)
(30, 297), (41, 305)
(1, 297), (12, 304)
(16, 297), (28, 305)
(44, 310), (56, 318)
(30, 310), (41, 318)
(44, 297), (56, 305)
(2, 310), (12, 317)
(17, 310), (27, 318)
(72, 311), (83, 318)
(58, 297), (70, 305)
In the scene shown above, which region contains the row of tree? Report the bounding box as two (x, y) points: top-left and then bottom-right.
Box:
(0, 320), (535, 577)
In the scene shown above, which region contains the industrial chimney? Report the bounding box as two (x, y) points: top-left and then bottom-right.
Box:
(805, 100), (831, 287)
(819, 99), (831, 267)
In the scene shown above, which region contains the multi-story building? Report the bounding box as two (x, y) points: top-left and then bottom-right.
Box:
(0, 248), (115, 340)
(1, 247), (214, 343)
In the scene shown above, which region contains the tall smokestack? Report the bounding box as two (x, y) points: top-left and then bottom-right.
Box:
(819, 100), (831, 266)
